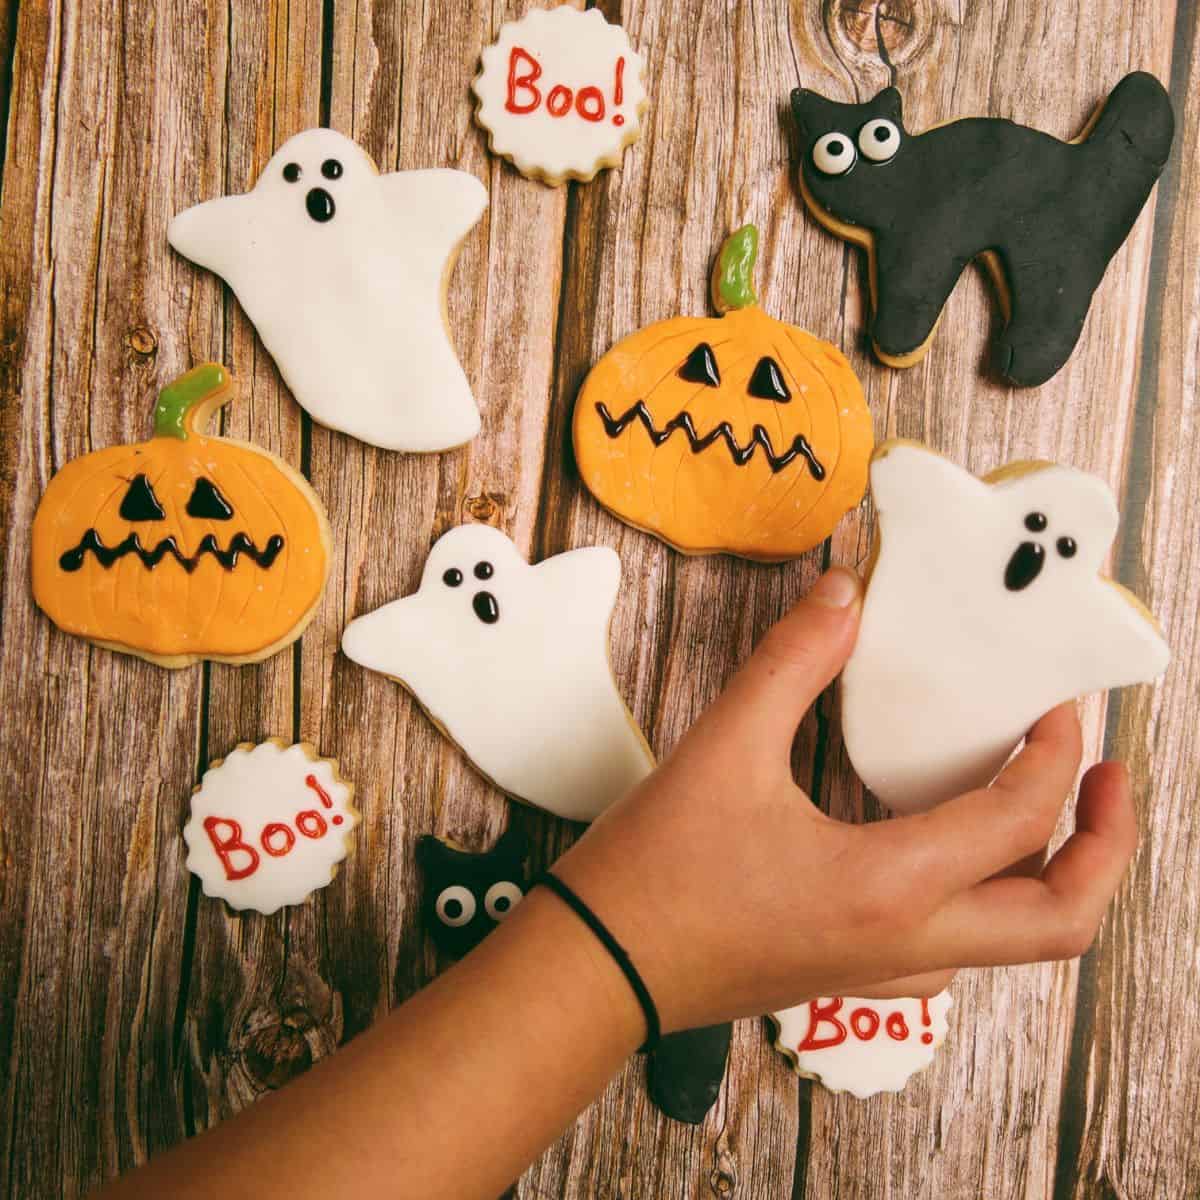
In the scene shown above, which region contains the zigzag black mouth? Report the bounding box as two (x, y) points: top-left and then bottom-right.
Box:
(59, 529), (285, 573)
(595, 401), (825, 479)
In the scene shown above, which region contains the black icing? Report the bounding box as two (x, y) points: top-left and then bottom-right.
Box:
(321, 158), (343, 180)
(474, 561), (494, 580)
(443, 568), (463, 587)
(472, 591), (500, 624)
(282, 162), (301, 183)
(648, 1024), (733, 1125)
(1057, 536), (1078, 558)
(1004, 541), (1045, 591)
(747, 356), (791, 402)
(118, 474), (165, 522)
(416, 829), (528, 959)
(791, 74), (1175, 386)
(59, 530), (284, 573)
(185, 477), (234, 520)
(1024, 511), (1048, 533)
(306, 187), (336, 223)
(678, 342), (721, 387)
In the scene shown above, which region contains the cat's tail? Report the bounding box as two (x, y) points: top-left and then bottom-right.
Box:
(1081, 71), (1174, 172)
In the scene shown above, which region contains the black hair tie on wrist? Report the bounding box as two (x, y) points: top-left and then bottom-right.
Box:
(535, 871), (661, 1053)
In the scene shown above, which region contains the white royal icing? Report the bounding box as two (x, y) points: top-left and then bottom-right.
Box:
(771, 992), (953, 1099)
(168, 128), (487, 452)
(340, 524), (654, 822)
(841, 443), (1170, 812)
(183, 740), (359, 914)
(473, 7), (647, 183)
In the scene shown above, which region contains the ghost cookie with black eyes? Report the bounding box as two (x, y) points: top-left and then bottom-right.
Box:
(340, 524), (654, 822)
(417, 829), (528, 959)
(791, 75), (1174, 386)
(573, 225), (872, 561)
(168, 128), (487, 451)
(840, 441), (1170, 812)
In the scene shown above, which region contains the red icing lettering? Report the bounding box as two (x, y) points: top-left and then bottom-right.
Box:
(920, 998), (933, 1044)
(296, 810), (328, 839)
(505, 47), (541, 114)
(203, 817), (260, 881)
(261, 822), (296, 857)
(305, 773), (333, 808)
(576, 86), (605, 122)
(547, 84), (573, 117)
(849, 1006), (881, 1040)
(612, 56), (625, 125)
(797, 998), (847, 1051)
(886, 1011), (910, 1041)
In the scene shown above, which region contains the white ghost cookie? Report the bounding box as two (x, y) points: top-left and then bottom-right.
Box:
(183, 740), (360, 914)
(168, 129), (487, 452)
(341, 524), (653, 822)
(770, 992), (952, 1098)
(841, 441), (1170, 812)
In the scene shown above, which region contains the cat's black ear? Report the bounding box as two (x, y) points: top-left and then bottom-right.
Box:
(790, 88), (819, 137)
(871, 86), (903, 124)
(416, 835), (448, 871)
(494, 827), (528, 865)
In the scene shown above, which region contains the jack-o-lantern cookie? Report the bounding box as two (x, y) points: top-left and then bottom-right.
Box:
(31, 364), (331, 667)
(573, 225), (872, 561)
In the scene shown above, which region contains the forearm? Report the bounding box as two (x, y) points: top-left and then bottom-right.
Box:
(98, 889), (644, 1200)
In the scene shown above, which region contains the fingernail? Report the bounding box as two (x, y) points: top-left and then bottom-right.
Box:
(809, 567), (861, 609)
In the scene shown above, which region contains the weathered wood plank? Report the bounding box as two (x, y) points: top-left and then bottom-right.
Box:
(1061, 5), (1200, 1196)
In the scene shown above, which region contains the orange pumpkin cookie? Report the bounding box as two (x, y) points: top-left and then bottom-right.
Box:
(31, 364), (331, 667)
(573, 226), (872, 561)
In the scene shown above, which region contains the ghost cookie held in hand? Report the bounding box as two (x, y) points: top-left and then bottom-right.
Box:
(841, 442), (1170, 812)
(573, 225), (872, 561)
(30, 364), (330, 667)
(169, 128), (487, 451)
(183, 740), (359, 915)
(791, 74), (1174, 386)
(341, 524), (654, 822)
(473, 6), (647, 185)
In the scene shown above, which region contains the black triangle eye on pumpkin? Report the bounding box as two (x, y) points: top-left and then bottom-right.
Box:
(678, 342), (721, 387)
(748, 356), (791, 402)
(186, 477), (234, 520)
(118, 474), (166, 521)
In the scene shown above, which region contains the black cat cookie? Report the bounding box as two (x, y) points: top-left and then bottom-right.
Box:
(417, 829), (528, 959)
(791, 73), (1174, 386)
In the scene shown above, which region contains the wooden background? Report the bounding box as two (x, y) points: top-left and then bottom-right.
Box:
(1, 0), (1197, 1196)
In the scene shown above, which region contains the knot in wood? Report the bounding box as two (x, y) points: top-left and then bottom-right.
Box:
(242, 1009), (316, 1090)
(126, 326), (158, 357)
(709, 1143), (738, 1196)
(827, 0), (922, 65)
(463, 491), (505, 523)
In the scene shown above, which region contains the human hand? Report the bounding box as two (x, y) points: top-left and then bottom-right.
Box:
(554, 567), (1137, 1034)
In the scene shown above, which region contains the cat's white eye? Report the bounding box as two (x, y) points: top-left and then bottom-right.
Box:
(435, 885), (476, 927)
(858, 118), (900, 163)
(484, 881), (523, 921)
(812, 131), (856, 176)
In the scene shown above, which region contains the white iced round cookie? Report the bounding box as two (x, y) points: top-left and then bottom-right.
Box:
(183, 740), (359, 914)
(841, 441), (1170, 813)
(472, 7), (647, 185)
(340, 524), (654, 822)
(770, 992), (953, 1099)
(168, 128), (487, 452)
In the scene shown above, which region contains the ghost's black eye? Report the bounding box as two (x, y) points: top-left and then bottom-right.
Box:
(748, 356), (791, 402)
(1057, 537), (1077, 558)
(119, 474), (166, 521)
(186, 478), (234, 520)
(321, 158), (343, 180)
(1024, 512), (1048, 533)
(443, 568), (463, 587)
(678, 342), (721, 387)
(282, 162), (302, 183)
(474, 561), (494, 580)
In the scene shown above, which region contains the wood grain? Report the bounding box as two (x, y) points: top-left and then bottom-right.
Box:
(0, 1), (1197, 1197)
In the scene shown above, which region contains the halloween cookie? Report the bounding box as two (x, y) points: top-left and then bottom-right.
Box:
(473, 7), (647, 185)
(791, 74), (1174, 387)
(770, 992), (952, 1099)
(840, 441), (1171, 812)
(341, 524), (654, 822)
(417, 829), (528, 959)
(573, 225), (872, 561)
(183, 740), (359, 914)
(168, 128), (487, 451)
(31, 364), (330, 667)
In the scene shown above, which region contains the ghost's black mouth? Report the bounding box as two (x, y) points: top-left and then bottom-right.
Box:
(59, 529), (285, 573)
(306, 187), (336, 223)
(472, 591), (500, 624)
(1004, 541), (1045, 591)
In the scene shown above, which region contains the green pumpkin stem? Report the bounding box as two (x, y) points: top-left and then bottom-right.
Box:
(711, 225), (759, 314)
(153, 363), (231, 440)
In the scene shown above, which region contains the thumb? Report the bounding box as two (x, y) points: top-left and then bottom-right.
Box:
(698, 567), (862, 768)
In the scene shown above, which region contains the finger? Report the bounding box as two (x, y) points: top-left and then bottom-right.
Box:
(684, 568), (862, 770)
(850, 968), (956, 1000)
(875, 703), (1083, 900)
(917, 762), (1136, 966)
